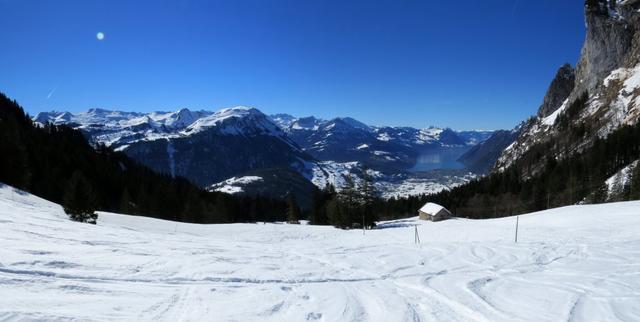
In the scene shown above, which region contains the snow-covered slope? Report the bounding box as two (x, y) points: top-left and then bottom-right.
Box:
(2, 184), (640, 321)
(208, 176), (264, 194)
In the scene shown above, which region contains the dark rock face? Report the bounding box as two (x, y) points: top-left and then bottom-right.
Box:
(537, 64), (576, 118)
(124, 130), (313, 187)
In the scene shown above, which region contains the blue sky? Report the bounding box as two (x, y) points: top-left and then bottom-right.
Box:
(0, 0), (585, 130)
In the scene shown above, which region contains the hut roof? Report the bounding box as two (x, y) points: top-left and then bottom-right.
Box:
(419, 202), (446, 214)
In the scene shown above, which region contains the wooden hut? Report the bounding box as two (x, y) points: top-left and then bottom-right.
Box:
(418, 202), (452, 221)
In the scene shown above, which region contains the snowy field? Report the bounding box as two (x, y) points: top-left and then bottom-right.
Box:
(1, 184), (640, 321)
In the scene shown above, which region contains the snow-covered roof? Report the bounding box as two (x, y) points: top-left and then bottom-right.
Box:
(419, 202), (446, 214)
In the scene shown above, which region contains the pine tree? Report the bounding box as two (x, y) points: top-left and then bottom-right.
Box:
(63, 171), (98, 224)
(358, 165), (378, 229)
(610, 174), (624, 202)
(286, 193), (301, 224)
(339, 174), (359, 227)
(590, 182), (609, 203)
(119, 188), (135, 214)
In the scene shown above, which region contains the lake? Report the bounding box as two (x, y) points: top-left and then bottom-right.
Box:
(409, 146), (470, 172)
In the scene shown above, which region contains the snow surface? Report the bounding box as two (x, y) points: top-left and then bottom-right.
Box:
(208, 176), (264, 194)
(184, 106), (279, 135)
(3, 184), (640, 321)
(541, 99), (569, 126)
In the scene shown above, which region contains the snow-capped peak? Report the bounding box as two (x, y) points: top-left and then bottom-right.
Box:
(335, 117), (370, 131)
(184, 106), (283, 136)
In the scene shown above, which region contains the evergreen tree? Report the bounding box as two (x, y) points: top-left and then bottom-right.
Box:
(358, 165), (378, 229)
(286, 193), (301, 224)
(63, 171), (98, 224)
(118, 188), (135, 214)
(590, 182), (609, 203)
(326, 197), (349, 228)
(610, 174), (624, 202)
(337, 174), (359, 227)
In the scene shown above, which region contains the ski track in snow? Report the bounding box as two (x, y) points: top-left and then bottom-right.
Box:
(1, 184), (640, 321)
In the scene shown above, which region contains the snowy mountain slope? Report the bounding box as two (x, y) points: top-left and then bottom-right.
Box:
(209, 176), (264, 194)
(2, 184), (640, 321)
(604, 160), (639, 199)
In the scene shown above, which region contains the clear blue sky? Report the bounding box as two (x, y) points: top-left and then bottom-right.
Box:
(0, 0), (585, 130)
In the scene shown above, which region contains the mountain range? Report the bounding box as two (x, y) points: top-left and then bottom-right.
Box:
(33, 107), (508, 205)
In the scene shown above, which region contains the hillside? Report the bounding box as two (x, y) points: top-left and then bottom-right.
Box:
(1, 184), (639, 321)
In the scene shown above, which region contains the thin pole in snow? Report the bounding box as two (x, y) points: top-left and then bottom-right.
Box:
(362, 213), (365, 235)
(515, 215), (519, 243)
(415, 225), (420, 244)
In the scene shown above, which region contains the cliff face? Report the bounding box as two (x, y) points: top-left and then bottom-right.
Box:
(494, 0), (640, 173)
(538, 64), (576, 118)
(571, 0), (637, 100)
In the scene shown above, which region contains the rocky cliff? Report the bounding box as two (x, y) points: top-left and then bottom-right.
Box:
(537, 64), (576, 118)
(495, 0), (640, 174)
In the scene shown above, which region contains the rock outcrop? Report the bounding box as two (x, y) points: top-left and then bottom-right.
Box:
(571, 0), (637, 101)
(538, 64), (576, 118)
